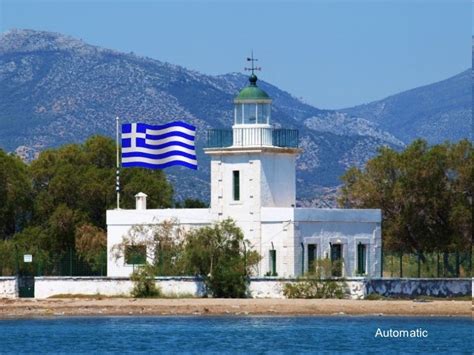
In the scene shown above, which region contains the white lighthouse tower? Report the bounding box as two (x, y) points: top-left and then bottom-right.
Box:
(204, 56), (300, 275)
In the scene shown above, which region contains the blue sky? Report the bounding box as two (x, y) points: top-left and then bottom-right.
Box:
(0, 0), (471, 109)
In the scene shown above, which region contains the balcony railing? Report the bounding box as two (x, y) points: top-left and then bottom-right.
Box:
(205, 128), (299, 148)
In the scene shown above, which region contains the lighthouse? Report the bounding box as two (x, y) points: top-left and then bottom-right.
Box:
(107, 56), (382, 279)
(204, 57), (300, 275)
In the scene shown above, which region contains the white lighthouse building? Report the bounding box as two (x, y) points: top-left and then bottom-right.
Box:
(107, 69), (382, 278)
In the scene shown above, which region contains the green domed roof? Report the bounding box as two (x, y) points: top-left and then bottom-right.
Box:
(235, 74), (271, 101)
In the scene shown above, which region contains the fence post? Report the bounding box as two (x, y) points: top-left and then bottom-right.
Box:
(437, 252), (440, 277)
(399, 251), (403, 278)
(69, 248), (73, 276)
(380, 242), (384, 278)
(417, 252), (421, 278)
(14, 244), (21, 278)
(455, 251), (460, 277)
(470, 247), (473, 278)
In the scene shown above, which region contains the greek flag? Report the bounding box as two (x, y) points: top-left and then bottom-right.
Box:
(121, 121), (197, 170)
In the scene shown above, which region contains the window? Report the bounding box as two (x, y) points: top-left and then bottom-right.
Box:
(232, 170), (240, 201)
(243, 103), (257, 124)
(235, 104), (243, 124)
(269, 249), (277, 276)
(125, 245), (146, 265)
(258, 103), (270, 124)
(308, 244), (317, 272)
(357, 244), (366, 275)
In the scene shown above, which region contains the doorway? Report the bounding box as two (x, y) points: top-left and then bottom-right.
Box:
(307, 244), (317, 273)
(330, 244), (343, 277)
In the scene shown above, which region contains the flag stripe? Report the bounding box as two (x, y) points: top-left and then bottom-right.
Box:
(139, 121), (196, 132)
(122, 150), (196, 160)
(122, 144), (195, 156)
(145, 131), (195, 141)
(145, 125), (196, 137)
(122, 161), (197, 170)
(122, 155), (197, 166)
(143, 135), (195, 146)
(131, 140), (195, 151)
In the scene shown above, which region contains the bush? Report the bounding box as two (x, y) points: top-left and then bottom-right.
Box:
(130, 265), (161, 298)
(283, 278), (346, 299)
(284, 259), (347, 299)
(184, 219), (260, 298)
(206, 258), (248, 298)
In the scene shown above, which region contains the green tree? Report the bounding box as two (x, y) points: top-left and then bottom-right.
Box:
(339, 139), (473, 255)
(75, 224), (107, 272)
(184, 219), (260, 298)
(4, 135), (174, 274)
(0, 149), (32, 240)
(121, 169), (173, 209)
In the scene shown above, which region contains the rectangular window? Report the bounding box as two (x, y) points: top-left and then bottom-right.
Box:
(269, 250), (277, 276)
(243, 103), (257, 124)
(307, 244), (317, 272)
(233, 170), (240, 201)
(357, 244), (366, 275)
(125, 245), (146, 265)
(235, 104), (243, 124)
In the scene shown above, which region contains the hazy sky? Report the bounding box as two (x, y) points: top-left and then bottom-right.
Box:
(0, 0), (471, 109)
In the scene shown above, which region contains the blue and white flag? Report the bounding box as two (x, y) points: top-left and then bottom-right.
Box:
(121, 121), (197, 170)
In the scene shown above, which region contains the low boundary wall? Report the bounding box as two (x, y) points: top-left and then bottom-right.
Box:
(1, 277), (471, 299)
(365, 278), (472, 298)
(34, 276), (206, 299)
(0, 277), (18, 298)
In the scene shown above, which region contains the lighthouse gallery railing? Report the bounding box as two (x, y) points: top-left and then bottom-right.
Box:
(205, 128), (299, 148)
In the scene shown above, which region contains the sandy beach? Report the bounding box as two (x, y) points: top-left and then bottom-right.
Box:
(0, 298), (471, 318)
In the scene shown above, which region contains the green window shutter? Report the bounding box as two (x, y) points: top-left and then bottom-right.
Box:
(233, 170), (240, 201)
(357, 244), (366, 275)
(269, 250), (277, 276)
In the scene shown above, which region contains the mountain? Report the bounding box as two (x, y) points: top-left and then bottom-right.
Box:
(0, 29), (469, 205)
(341, 70), (471, 144)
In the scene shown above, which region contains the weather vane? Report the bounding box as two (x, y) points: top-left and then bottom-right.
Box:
(244, 51), (261, 75)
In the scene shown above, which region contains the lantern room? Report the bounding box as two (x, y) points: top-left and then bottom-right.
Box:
(233, 74), (272, 126)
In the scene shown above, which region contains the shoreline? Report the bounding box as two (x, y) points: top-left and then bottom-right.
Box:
(1, 298), (471, 319)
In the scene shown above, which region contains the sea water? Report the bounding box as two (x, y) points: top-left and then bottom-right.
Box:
(0, 316), (471, 353)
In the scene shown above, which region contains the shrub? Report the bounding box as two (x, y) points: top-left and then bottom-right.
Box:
(283, 278), (346, 299)
(184, 219), (260, 298)
(130, 265), (161, 298)
(284, 258), (347, 299)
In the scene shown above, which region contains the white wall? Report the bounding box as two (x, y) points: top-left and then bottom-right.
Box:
(35, 277), (133, 298)
(107, 208), (213, 277)
(32, 277), (363, 299)
(294, 208), (381, 278)
(35, 277), (206, 299)
(0, 277), (18, 298)
(260, 152), (296, 207)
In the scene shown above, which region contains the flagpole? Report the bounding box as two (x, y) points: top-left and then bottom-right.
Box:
(116, 116), (120, 209)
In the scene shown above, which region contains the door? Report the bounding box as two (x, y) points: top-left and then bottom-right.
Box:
(18, 275), (35, 298)
(307, 244), (317, 272)
(17, 251), (35, 298)
(330, 244), (343, 277)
